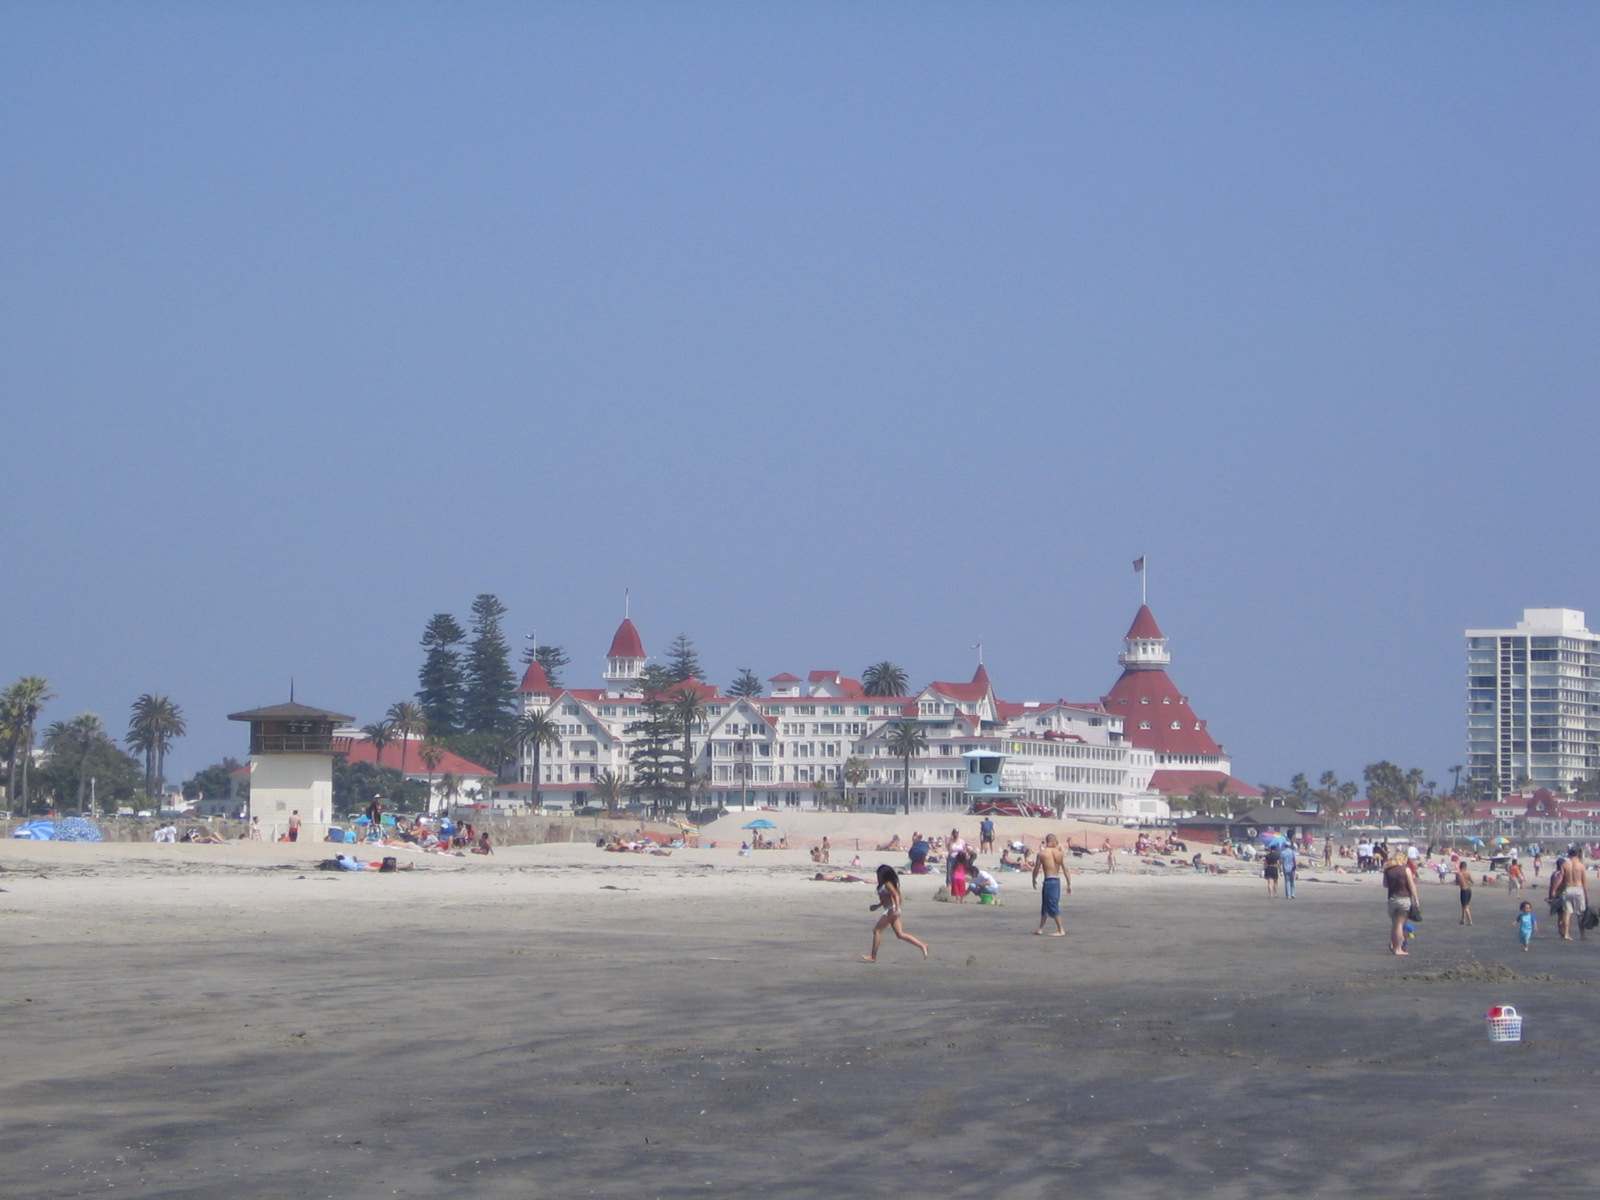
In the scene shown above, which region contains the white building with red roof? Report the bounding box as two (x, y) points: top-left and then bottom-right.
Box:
(1100, 605), (1258, 805)
(511, 614), (1167, 822)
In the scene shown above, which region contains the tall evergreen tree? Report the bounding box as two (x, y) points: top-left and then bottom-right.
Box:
(520, 642), (571, 689)
(626, 697), (683, 814)
(665, 633), (702, 685)
(417, 613), (467, 735)
(463, 594), (516, 734)
(728, 668), (763, 698)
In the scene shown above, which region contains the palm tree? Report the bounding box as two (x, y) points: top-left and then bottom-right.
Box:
(0, 694), (26, 811)
(842, 756), (868, 811)
(884, 720), (926, 816)
(127, 694), (185, 800)
(4, 677), (53, 812)
(593, 768), (625, 816)
(362, 720), (395, 774)
(386, 701), (428, 790)
(670, 687), (706, 812)
(862, 662), (909, 697)
(514, 708), (562, 809)
(44, 713), (104, 813)
(417, 742), (446, 813)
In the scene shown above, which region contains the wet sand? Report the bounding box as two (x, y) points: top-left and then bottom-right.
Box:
(0, 841), (1595, 1198)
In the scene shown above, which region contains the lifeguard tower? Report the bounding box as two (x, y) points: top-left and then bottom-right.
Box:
(228, 699), (353, 842)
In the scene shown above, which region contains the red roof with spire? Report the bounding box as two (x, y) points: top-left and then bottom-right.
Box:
(926, 664), (993, 704)
(517, 661), (552, 693)
(1126, 605), (1165, 640)
(607, 618), (644, 659)
(1103, 606), (1223, 757)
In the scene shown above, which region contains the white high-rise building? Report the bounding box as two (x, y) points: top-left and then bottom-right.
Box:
(1466, 608), (1600, 798)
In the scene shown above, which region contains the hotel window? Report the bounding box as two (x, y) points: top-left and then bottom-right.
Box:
(1140, 722), (1151, 730)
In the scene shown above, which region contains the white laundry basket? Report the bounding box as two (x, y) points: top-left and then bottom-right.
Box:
(1486, 1005), (1523, 1043)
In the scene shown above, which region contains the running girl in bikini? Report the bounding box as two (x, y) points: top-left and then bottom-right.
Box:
(863, 865), (929, 962)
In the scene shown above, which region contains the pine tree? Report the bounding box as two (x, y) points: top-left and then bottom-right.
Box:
(666, 633), (702, 684)
(626, 696), (684, 815)
(520, 642), (571, 689)
(729, 668), (763, 697)
(417, 613), (467, 735)
(463, 594), (516, 735)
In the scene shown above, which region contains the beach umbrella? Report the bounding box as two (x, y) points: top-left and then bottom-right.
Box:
(1491, 837), (1510, 846)
(1261, 834), (1287, 848)
(10, 820), (55, 840)
(1468, 836), (1483, 845)
(54, 817), (103, 843)
(743, 819), (778, 830)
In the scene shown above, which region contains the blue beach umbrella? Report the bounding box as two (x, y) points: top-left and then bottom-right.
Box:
(742, 819), (778, 830)
(54, 817), (103, 842)
(10, 820), (56, 840)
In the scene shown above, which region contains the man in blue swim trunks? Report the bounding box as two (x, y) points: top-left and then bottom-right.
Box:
(1032, 832), (1073, 936)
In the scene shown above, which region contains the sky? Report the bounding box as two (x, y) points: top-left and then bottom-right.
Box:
(3, 3), (1597, 791)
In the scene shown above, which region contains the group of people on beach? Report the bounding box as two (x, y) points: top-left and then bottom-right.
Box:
(1380, 839), (1595, 955)
(862, 829), (1078, 962)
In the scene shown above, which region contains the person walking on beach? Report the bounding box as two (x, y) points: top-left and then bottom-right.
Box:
(1506, 858), (1525, 894)
(979, 817), (995, 855)
(863, 865), (928, 962)
(1384, 851), (1420, 955)
(1517, 900), (1537, 951)
(1280, 842), (1298, 898)
(288, 810), (301, 842)
(1033, 832), (1072, 936)
(1103, 839), (1116, 874)
(1531, 843), (1543, 878)
(1552, 847), (1588, 941)
(1456, 860), (1475, 925)
(1263, 844), (1281, 897)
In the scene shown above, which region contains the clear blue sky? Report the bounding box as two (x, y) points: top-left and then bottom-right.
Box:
(4, 3), (1596, 790)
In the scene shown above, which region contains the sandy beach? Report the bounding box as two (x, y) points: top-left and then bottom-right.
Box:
(2, 836), (1596, 1199)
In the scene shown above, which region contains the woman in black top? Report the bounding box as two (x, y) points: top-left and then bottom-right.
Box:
(1263, 847), (1282, 898)
(1384, 853), (1421, 955)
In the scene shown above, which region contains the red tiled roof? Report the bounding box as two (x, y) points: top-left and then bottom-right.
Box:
(1127, 605), (1165, 640)
(769, 672), (802, 682)
(343, 737), (495, 777)
(1150, 769), (1261, 798)
(662, 677), (719, 701)
(927, 664), (993, 704)
(607, 619), (644, 659)
(1101, 667), (1223, 757)
(808, 670), (838, 682)
(517, 661), (552, 693)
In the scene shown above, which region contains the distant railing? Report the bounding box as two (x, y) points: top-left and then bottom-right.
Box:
(250, 734), (336, 754)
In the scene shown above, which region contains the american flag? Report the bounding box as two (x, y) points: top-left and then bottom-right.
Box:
(1133, 556), (1145, 573)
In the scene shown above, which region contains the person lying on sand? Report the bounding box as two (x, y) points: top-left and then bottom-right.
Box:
(812, 872), (865, 882)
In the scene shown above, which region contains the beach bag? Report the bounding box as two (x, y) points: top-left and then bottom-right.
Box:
(1408, 904), (1422, 922)
(1583, 907), (1600, 932)
(1549, 895), (1565, 917)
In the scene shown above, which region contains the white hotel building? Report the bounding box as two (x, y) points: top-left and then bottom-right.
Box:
(1467, 608), (1600, 798)
(505, 610), (1259, 824)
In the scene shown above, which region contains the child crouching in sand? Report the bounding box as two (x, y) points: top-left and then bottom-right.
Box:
(1517, 900), (1537, 951)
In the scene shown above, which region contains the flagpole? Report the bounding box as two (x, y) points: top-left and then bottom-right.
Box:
(1142, 556), (1148, 606)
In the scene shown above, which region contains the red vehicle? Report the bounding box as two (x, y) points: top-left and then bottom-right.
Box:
(968, 797), (1055, 819)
